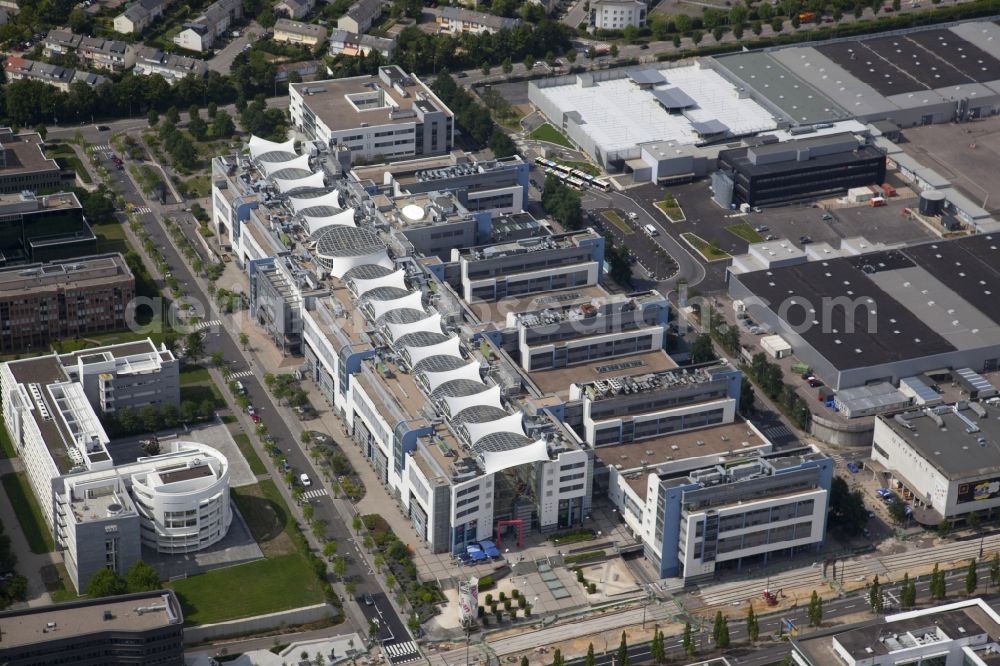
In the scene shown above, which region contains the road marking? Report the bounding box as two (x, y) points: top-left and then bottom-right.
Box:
(229, 370), (254, 379)
(133, 206), (152, 214)
(191, 319), (222, 331)
(384, 641), (420, 663)
(301, 488), (329, 500)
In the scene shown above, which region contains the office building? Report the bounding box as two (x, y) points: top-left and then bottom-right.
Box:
(173, 0), (243, 52)
(273, 18), (328, 47)
(329, 29), (396, 59)
(351, 151), (529, 215)
(606, 425), (831, 580)
(0, 590), (184, 666)
(337, 0), (385, 33)
(728, 235), (1000, 390)
(133, 46), (208, 82)
(0, 128), (66, 194)
(56, 440), (231, 591)
(434, 6), (521, 34)
(714, 133), (887, 207)
(0, 339), (179, 529)
(589, 0), (647, 30)
(791, 598), (1000, 666)
(871, 401), (1000, 525)
(0, 253), (135, 353)
(113, 0), (169, 34)
(0, 191), (97, 264)
(289, 66), (454, 161)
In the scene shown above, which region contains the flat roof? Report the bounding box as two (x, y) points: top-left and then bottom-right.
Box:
(721, 137), (883, 178)
(531, 63), (776, 155)
(0, 128), (60, 177)
(291, 69), (450, 133)
(528, 350), (676, 398)
(4, 355), (77, 473)
(736, 253), (956, 370)
(0, 253), (132, 294)
(713, 51), (848, 124)
(903, 235), (1000, 326)
(905, 28), (1000, 83)
(882, 402), (1000, 480)
(474, 284), (610, 326)
(0, 591), (182, 648)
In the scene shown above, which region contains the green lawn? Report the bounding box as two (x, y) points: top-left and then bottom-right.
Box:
(232, 480), (296, 558)
(233, 433), (266, 477)
(680, 233), (731, 262)
(726, 223), (765, 244)
(529, 123), (574, 149)
(168, 553), (322, 625)
(1, 473), (54, 553)
(43, 562), (79, 603)
(180, 383), (225, 409)
(654, 199), (686, 223)
(180, 364), (212, 386)
(0, 420), (16, 459)
(601, 210), (633, 235)
(48, 327), (163, 354)
(55, 156), (92, 184)
(92, 221), (127, 254)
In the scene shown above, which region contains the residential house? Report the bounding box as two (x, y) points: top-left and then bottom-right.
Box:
(589, 0), (646, 29)
(4, 57), (108, 92)
(173, 0), (243, 52)
(435, 6), (521, 34)
(273, 18), (327, 47)
(113, 0), (168, 34)
(43, 29), (136, 72)
(274, 59), (321, 83)
(328, 29), (395, 58)
(275, 0), (315, 19)
(133, 46), (208, 82)
(336, 0), (385, 34)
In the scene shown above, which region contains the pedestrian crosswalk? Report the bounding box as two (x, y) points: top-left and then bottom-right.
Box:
(301, 488), (328, 500)
(133, 206), (152, 214)
(384, 641), (420, 663)
(93, 144), (112, 151)
(191, 319), (221, 331)
(229, 370), (254, 379)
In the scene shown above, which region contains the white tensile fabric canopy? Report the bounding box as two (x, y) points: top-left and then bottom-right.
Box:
(289, 189), (341, 213)
(422, 361), (483, 394)
(404, 335), (461, 368)
(249, 135), (296, 160)
(385, 313), (443, 343)
(463, 413), (526, 446)
(304, 208), (356, 234)
(367, 290), (423, 322)
(327, 251), (393, 279)
(349, 268), (406, 299)
(274, 171), (325, 194)
(260, 153), (310, 177)
(480, 439), (550, 475)
(442, 384), (503, 420)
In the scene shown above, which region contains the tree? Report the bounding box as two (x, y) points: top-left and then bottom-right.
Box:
(185, 331), (204, 359)
(86, 568), (127, 597)
(353, 515), (363, 533)
(551, 648), (564, 666)
(869, 575), (883, 613)
(991, 553), (1000, 588)
(147, 109), (159, 126)
(323, 540), (338, 559)
(502, 57), (513, 74)
(717, 617), (730, 649)
(522, 657), (531, 666)
(713, 610), (724, 644)
(966, 559), (978, 596)
(617, 631), (629, 666)
(739, 378), (756, 416)
(523, 54), (535, 71)
(937, 519), (951, 536)
(239, 332), (249, 350)
(690, 334), (715, 363)
(213, 111), (236, 137)
(751, 20), (763, 35)
(967, 510), (980, 529)
(609, 44), (619, 58)
(829, 477), (868, 536)
(139, 404), (160, 433)
(180, 401), (198, 423)
(566, 49), (577, 64)
(651, 627), (665, 664)
(210, 351), (225, 368)
(489, 129), (518, 159)
(159, 403), (179, 429)
(332, 555), (347, 580)
(900, 573), (915, 609)
(747, 605), (759, 642)
(683, 621), (695, 656)
(188, 114), (207, 141)
(772, 17), (784, 32)
(931, 564), (946, 601)
(199, 399), (216, 421)
(584, 643), (595, 666)
(691, 30), (703, 45)
(125, 560), (160, 592)
(808, 590), (823, 626)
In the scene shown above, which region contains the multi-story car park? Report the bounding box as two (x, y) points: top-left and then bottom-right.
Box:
(209, 134), (832, 570)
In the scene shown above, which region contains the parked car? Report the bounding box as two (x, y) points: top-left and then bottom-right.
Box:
(246, 405), (256, 417)
(847, 462), (859, 474)
(754, 225), (769, 232)
(281, 458), (290, 473)
(821, 212), (833, 221)
(300, 473), (312, 487)
(96, 125), (110, 131)
(364, 593), (374, 605)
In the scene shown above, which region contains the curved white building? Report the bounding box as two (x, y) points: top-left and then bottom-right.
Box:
(130, 440), (232, 554)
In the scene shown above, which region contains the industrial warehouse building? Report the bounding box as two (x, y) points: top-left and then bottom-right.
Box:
(728, 235), (1000, 391)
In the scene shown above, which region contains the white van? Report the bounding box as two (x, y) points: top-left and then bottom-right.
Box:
(644, 223), (659, 237)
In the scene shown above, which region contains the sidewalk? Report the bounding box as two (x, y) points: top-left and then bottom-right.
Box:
(0, 459), (59, 607)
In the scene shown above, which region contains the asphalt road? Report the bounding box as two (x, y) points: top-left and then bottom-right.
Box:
(108, 135), (414, 658)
